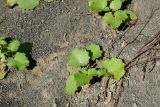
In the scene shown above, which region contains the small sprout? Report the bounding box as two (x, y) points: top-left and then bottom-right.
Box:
(65, 43), (126, 95)
(6, 52), (29, 70)
(125, 9), (138, 25)
(0, 37), (31, 79)
(89, 0), (138, 29)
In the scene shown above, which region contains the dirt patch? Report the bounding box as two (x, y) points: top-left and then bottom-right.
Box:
(0, 0), (160, 107)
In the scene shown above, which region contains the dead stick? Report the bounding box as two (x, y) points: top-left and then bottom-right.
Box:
(138, 31), (160, 53)
(126, 54), (160, 69)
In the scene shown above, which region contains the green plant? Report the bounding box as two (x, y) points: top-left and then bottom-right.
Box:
(6, 0), (54, 10)
(0, 37), (30, 79)
(7, 0), (40, 10)
(65, 43), (125, 95)
(89, 0), (138, 28)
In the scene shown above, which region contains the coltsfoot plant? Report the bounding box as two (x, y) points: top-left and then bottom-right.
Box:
(89, 0), (138, 28)
(0, 37), (30, 79)
(65, 43), (125, 95)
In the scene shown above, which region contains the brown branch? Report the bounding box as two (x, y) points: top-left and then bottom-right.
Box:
(126, 53), (160, 69)
(138, 31), (160, 53)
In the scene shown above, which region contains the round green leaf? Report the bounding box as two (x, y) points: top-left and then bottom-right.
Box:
(7, 40), (20, 52)
(110, 0), (122, 11)
(101, 57), (125, 80)
(68, 48), (90, 68)
(102, 12), (114, 25)
(89, 0), (108, 12)
(111, 18), (122, 28)
(6, 58), (16, 69)
(102, 12), (122, 28)
(14, 52), (29, 70)
(114, 10), (128, 21)
(17, 0), (40, 10)
(86, 43), (103, 61)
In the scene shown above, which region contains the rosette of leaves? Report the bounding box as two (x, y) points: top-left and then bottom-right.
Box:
(89, 0), (138, 28)
(0, 37), (30, 79)
(65, 43), (126, 95)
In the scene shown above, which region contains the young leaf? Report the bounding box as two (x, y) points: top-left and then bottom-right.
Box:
(86, 68), (98, 76)
(109, 0), (122, 11)
(16, 0), (40, 10)
(111, 18), (122, 28)
(64, 74), (77, 95)
(97, 69), (110, 77)
(125, 9), (138, 20)
(102, 12), (122, 28)
(101, 57), (125, 80)
(114, 10), (128, 21)
(68, 48), (90, 68)
(87, 68), (109, 77)
(65, 71), (92, 95)
(102, 12), (114, 25)
(14, 52), (29, 70)
(89, 0), (108, 12)
(0, 71), (6, 79)
(6, 58), (16, 69)
(74, 71), (92, 86)
(86, 43), (103, 61)
(7, 40), (20, 52)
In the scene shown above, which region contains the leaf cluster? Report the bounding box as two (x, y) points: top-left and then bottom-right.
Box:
(0, 37), (30, 79)
(65, 43), (125, 95)
(89, 0), (138, 28)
